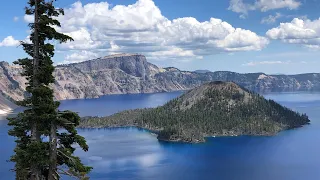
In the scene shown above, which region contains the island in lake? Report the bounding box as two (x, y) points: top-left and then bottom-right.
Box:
(80, 81), (310, 143)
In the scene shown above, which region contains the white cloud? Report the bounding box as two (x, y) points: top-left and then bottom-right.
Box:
(261, 13), (282, 24)
(0, 36), (20, 47)
(13, 16), (19, 22)
(59, 28), (105, 50)
(229, 0), (301, 18)
(148, 47), (199, 61)
(228, 0), (254, 17)
(256, 0), (301, 12)
(214, 28), (269, 51)
(266, 18), (320, 49)
(305, 45), (320, 50)
(55, 0), (268, 63)
(256, 51), (312, 58)
(24, 15), (33, 23)
(242, 60), (291, 66)
(62, 50), (99, 64)
(110, 41), (120, 51)
(23, 35), (32, 44)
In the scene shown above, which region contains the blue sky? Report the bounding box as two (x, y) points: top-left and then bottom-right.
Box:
(1, 0), (320, 74)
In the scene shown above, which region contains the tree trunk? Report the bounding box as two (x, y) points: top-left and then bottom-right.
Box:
(48, 121), (57, 180)
(31, 0), (40, 179)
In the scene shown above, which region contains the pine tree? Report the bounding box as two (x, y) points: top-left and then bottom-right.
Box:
(8, 0), (92, 179)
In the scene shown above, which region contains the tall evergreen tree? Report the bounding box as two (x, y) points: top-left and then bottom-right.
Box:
(8, 0), (92, 179)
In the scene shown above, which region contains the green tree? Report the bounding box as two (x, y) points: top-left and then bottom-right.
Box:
(8, 0), (92, 179)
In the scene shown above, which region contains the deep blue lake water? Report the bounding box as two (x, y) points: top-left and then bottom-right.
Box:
(1, 91), (320, 180)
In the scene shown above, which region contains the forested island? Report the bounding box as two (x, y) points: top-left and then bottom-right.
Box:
(80, 81), (310, 143)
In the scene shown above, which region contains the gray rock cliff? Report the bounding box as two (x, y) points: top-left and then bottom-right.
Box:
(1, 54), (320, 107)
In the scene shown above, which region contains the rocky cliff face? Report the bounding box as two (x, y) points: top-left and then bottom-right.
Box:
(52, 54), (163, 100)
(0, 93), (17, 114)
(1, 54), (320, 105)
(0, 61), (27, 101)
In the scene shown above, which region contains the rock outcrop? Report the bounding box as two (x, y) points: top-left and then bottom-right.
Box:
(1, 53), (320, 105)
(0, 93), (17, 114)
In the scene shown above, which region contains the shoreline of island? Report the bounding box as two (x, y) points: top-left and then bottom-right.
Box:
(78, 122), (310, 144)
(79, 82), (311, 144)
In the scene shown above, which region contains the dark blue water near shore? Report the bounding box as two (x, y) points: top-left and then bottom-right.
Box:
(1, 91), (320, 180)
(59, 91), (184, 117)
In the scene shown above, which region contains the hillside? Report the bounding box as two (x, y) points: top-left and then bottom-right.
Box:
(194, 70), (212, 74)
(1, 54), (320, 104)
(0, 93), (17, 115)
(80, 82), (310, 143)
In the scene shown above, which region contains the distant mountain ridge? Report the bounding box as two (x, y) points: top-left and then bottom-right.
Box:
(194, 70), (212, 74)
(1, 54), (320, 106)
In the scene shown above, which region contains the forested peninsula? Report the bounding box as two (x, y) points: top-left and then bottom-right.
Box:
(80, 81), (310, 143)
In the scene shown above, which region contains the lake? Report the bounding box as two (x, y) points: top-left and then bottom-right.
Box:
(1, 91), (320, 180)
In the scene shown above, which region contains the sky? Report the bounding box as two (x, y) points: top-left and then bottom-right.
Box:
(0, 0), (320, 74)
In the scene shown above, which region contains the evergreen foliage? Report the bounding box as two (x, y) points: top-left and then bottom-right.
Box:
(8, 0), (91, 179)
(80, 82), (310, 143)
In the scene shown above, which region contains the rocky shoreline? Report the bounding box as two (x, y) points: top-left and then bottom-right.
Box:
(79, 115), (310, 144)
(79, 82), (310, 144)
(77, 123), (310, 143)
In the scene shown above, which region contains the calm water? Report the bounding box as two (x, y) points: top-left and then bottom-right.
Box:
(1, 91), (320, 180)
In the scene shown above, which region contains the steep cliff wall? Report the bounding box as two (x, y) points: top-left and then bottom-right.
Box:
(1, 54), (320, 106)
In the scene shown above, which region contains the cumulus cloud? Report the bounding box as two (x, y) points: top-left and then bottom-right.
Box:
(228, 0), (254, 16)
(62, 50), (99, 64)
(0, 36), (20, 47)
(24, 15), (33, 23)
(214, 28), (269, 51)
(229, 0), (301, 18)
(55, 0), (268, 63)
(266, 18), (320, 49)
(60, 28), (105, 50)
(261, 13), (283, 24)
